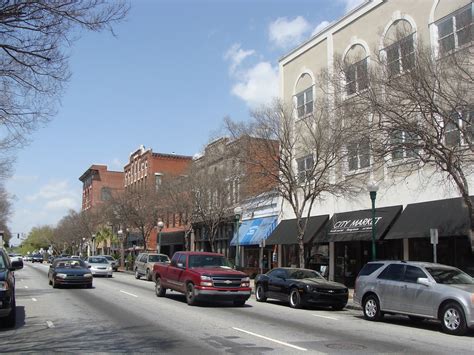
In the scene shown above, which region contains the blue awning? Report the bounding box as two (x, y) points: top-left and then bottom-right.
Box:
(230, 216), (278, 246)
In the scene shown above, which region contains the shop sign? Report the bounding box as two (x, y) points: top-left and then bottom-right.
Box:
(329, 217), (383, 234)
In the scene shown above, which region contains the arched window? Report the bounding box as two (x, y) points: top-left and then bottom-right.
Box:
(344, 44), (368, 96)
(294, 73), (313, 119)
(382, 20), (415, 77)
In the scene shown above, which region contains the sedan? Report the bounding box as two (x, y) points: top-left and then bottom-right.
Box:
(85, 256), (113, 277)
(255, 267), (348, 309)
(48, 258), (93, 288)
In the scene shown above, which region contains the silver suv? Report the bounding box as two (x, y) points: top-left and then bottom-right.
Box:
(134, 253), (170, 281)
(354, 261), (474, 336)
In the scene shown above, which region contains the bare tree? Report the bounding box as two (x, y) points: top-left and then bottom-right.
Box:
(227, 96), (365, 268)
(53, 209), (99, 254)
(337, 33), (474, 248)
(0, 0), (129, 149)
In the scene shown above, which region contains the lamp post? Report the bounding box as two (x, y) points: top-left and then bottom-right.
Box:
(367, 180), (379, 261)
(234, 206), (242, 269)
(117, 229), (125, 269)
(91, 234), (96, 256)
(157, 221), (164, 253)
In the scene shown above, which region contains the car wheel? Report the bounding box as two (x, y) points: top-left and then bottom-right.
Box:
(87, 283), (93, 289)
(48, 278), (52, 286)
(52, 278), (58, 289)
(363, 294), (382, 321)
(289, 287), (302, 309)
(233, 299), (246, 307)
(332, 303), (346, 311)
(255, 284), (267, 302)
(441, 302), (467, 336)
(186, 283), (197, 306)
(135, 269), (140, 279)
(4, 297), (16, 328)
(146, 269), (152, 281)
(155, 277), (166, 297)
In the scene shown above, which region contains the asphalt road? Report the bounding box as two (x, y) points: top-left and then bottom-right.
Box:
(1, 263), (473, 354)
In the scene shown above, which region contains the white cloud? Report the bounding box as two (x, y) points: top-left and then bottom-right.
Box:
(231, 62), (279, 108)
(224, 43), (255, 74)
(45, 198), (78, 211)
(26, 180), (74, 202)
(312, 21), (331, 36)
(10, 175), (39, 183)
(339, 0), (365, 13)
(269, 16), (311, 49)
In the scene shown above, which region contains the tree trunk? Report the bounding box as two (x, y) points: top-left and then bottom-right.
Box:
(298, 235), (305, 268)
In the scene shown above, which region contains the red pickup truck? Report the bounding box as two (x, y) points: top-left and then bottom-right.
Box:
(152, 251), (251, 306)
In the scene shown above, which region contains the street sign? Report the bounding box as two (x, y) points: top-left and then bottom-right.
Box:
(430, 228), (438, 245)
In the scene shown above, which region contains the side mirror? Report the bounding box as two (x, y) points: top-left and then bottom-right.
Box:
(177, 262), (184, 269)
(10, 260), (23, 271)
(417, 277), (431, 287)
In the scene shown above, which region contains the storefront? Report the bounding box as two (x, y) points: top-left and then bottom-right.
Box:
(385, 197), (474, 273)
(159, 231), (185, 258)
(265, 215), (329, 271)
(230, 215), (277, 277)
(317, 206), (403, 286)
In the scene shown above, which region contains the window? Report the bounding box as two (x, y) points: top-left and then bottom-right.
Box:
(357, 263), (384, 276)
(390, 130), (418, 161)
(445, 108), (473, 146)
(404, 265), (427, 283)
(385, 33), (415, 76)
(268, 268), (287, 279)
(155, 173), (162, 191)
(377, 264), (405, 281)
(296, 87), (313, 118)
(100, 187), (112, 201)
(437, 4), (472, 54)
(347, 139), (370, 171)
(297, 154), (314, 182)
(345, 57), (368, 95)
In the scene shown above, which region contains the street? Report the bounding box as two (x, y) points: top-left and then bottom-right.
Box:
(1, 263), (473, 354)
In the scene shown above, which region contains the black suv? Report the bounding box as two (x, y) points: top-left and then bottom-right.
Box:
(0, 248), (23, 327)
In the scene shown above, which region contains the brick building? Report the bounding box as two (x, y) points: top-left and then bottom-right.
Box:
(79, 165), (124, 211)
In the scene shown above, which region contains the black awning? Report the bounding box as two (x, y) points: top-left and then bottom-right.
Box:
(317, 205), (402, 243)
(265, 215), (329, 245)
(160, 231), (185, 246)
(385, 197), (473, 240)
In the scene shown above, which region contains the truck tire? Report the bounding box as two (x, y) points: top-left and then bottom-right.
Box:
(155, 277), (166, 297)
(186, 283), (197, 306)
(135, 269), (140, 280)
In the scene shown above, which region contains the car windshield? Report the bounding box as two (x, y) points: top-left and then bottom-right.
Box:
(0, 255), (5, 269)
(288, 269), (324, 280)
(104, 256), (114, 261)
(149, 255), (169, 263)
(88, 257), (108, 264)
(188, 255), (232, 268)
(54, 260), (86, 268)
(425, 267), (474, 284)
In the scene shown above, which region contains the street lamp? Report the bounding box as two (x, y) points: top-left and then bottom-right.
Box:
(234, 206), (242, 268)
(157, 221), (164, 253)
(91, 234), (96, 256)
(367, 180), (379, 261)
(117, 229), (125, 269)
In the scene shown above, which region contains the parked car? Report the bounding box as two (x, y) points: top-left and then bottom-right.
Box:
(0, 247), (23, 327)
(103, 255), (118, 271)
(31, 254), (43, 263)
(153, 251), (251, 306)
(254, 267), (348, 310)
(8, 253), (23, 266)
(85, 256), (113, 277)
(134, 252), (170, 281)
(48, 258), (93, 288)
(354, 260), (474, 336)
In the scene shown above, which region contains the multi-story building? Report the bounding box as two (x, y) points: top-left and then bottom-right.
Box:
(274, 0), (473, 285)
(79, 165), (124, 211)
(124, 145), (193, 254)
(192, 136), (280, 266)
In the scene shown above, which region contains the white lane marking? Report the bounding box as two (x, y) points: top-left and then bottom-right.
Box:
(312, 314), (339, 321)
(233, 327), (308, 352)
(120, 290), (138, 298)
(24, 286), (29, 289)
(32, 298), (37, 302)
(46, 321), (55, 328)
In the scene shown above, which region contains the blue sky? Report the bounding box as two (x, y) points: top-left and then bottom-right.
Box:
(6, 0), (363, 241)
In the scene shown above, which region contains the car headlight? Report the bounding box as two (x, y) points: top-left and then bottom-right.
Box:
(84, 273), (93, 278)
(56, 273), (67, 279)
(200, 275), (213, 286)
(305, 284), (313, 292)
(241, 276), (250, 287)
(0, 281), (9, 291)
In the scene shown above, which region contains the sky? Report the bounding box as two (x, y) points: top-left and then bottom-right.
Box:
(6, 0), (364, 243)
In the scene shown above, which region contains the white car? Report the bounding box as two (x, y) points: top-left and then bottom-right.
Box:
(85, 256), (113, 277)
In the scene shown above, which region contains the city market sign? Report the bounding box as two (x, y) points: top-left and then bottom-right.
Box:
(329, 217), (382, 234)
